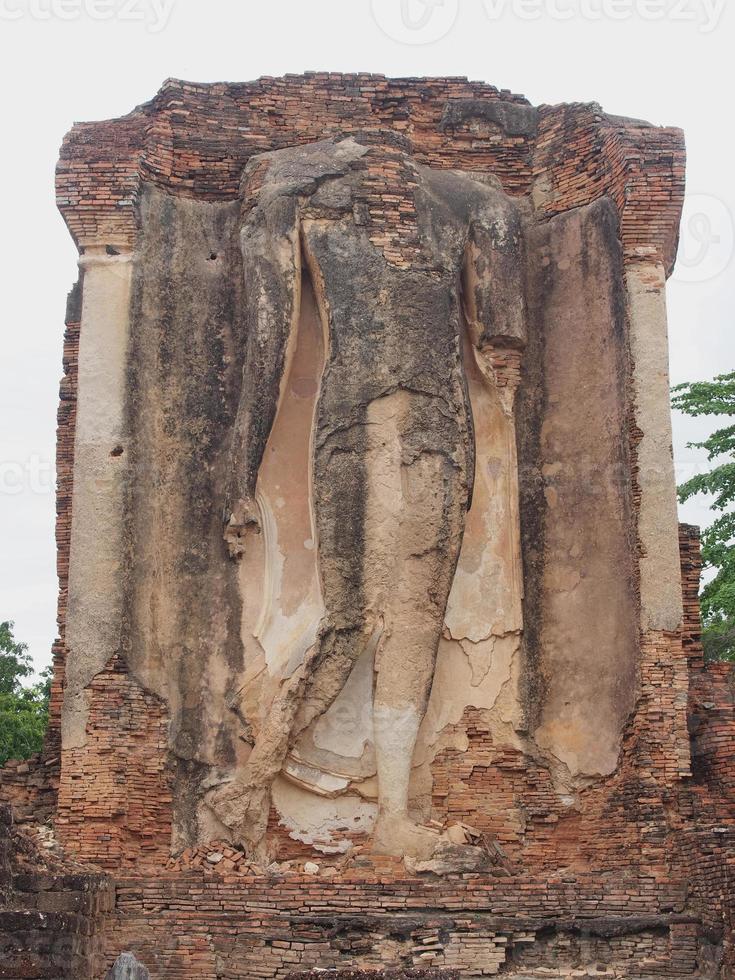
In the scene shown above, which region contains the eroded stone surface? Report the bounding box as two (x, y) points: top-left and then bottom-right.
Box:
(204, 138), (530, 860)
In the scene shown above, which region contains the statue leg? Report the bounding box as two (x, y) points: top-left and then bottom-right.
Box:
(210, 395), (466, 860)
(370, 447), (466, 858)
(208, 617), (374, 856)
(208, 437), (373, 857)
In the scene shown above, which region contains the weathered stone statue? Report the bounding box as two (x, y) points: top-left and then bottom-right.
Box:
(51, 76), (691, 882)
(207, 137), (526, 858)
(6, 74), (733, 979)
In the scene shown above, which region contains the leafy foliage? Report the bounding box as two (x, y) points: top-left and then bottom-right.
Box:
(674, 372), (735, 662)
(0, 621), (50, 767)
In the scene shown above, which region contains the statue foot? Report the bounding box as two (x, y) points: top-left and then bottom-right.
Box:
(405, 839), (489, 875)
(371, 814), (442, 861)
(207, 776), (271, 857)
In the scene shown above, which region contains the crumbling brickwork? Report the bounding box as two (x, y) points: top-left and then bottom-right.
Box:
(55, 73), (683, 277)
(533, 104), (685, 273)
(55, 656), (172, 871)
(101, 871), (701, 978)
(47, 288), (82, 764)
(0, 805), (113, 979)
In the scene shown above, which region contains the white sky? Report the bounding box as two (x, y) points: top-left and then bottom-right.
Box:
(0, 0), (732, 672)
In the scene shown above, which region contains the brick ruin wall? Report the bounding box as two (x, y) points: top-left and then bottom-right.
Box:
(103, 873), (702, 978)
(0, 75), (732, 978)
(0, 804), (113, 979)
(54, 74), (685, 273)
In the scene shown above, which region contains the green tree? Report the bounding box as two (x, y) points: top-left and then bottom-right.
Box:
(0, 621), (50, 766)
(673, 371), (735, 662)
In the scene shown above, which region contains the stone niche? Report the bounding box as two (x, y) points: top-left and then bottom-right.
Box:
(3, 72), (731, 979)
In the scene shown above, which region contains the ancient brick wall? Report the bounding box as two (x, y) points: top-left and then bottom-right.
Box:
(101, 871), (700, 978)
(0, 804), (113, 980)
(55, 73), (683, 276)
(0, 756), (55, 828)
(1, 404), (731, 980)
(47, 287), (82, 765)
(532, 105), (685, 273)
(55, 656), (173, 871)
(91, 525), (728, 979)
